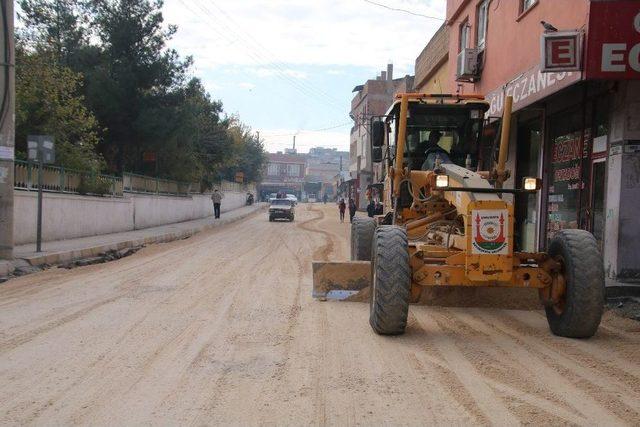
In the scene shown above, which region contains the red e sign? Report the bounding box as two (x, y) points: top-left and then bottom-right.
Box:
(586, 1), (640, 79)
(541, 31), (581, 72)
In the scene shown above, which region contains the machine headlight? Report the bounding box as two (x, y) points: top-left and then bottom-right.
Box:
(435, 174), (449, 188)
(523, 177), (541, 191)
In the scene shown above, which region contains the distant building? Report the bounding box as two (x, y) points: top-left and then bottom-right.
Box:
(349, 63), (414, 208)
(259, 152), (307, 200)
(304, 147), (348, 199)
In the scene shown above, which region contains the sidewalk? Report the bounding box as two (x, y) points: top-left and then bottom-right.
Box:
(11, 203), (266, 267)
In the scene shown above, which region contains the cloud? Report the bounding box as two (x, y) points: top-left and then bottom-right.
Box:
(164, 0), (445, 71)
(238, 82), (256, 90)
(249, 67), (308, 79)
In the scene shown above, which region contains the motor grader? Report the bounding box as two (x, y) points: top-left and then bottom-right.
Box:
(312, 93), (604, 338)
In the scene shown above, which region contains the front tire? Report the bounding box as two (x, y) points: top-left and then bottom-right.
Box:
(351, 217), (376, 261)
(545, 229), (604, 338)
(369, 226), (411, 335)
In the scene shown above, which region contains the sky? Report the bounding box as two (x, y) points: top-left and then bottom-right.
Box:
(162, 0), (446, 153)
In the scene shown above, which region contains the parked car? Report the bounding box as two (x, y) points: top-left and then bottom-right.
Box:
(269, 198), (295, 222)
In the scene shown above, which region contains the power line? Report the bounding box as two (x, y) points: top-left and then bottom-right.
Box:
(178, 0), (330, 111)
(206, 0), (345, 108)
(186, 0), (346, 113)
(363, 0), (446, 21)
(262, 122), (352, 138)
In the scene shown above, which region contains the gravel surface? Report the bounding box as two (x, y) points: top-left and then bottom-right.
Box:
(1, 203), (639, 426)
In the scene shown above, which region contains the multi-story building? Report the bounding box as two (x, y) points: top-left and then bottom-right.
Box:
(259, 152), (306, 200)
(431, 0), (640, 284)
(414, 23), (449, 93)
(304, 147), (348, 200)
(349, 64), (414, 208)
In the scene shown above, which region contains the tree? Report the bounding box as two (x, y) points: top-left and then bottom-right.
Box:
(15, 47), (104, 171)
(18, 0), (91, 67)
(222, 119), (267, 184)
(16, 0), (267, 183)
(87, 0), (192, 173)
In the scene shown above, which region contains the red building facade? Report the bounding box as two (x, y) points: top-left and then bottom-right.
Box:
(443, 0), (640, 283)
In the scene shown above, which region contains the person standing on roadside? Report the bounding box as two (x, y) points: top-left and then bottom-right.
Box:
(367, 199), (375, 218)
(338, 198), (346, 222)
(348, 198), (357, 223)
(211, 188), (224, 219)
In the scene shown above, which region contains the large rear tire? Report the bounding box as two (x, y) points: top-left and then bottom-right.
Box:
(545, 229), (604, 338)
(369, 226), (411, 335)
(351, 217), (376, 261)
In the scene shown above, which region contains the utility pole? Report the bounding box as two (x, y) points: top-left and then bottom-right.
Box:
(0, 0), (15, 261)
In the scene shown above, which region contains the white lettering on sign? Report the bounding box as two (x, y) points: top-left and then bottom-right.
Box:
(602, 43), (628, 72)
(599, 12), (640, 74)
(486, 70), (574, 117)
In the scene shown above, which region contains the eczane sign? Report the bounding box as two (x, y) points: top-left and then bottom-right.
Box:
(586, 1), (640, 79)
(541, 31), (582, 72)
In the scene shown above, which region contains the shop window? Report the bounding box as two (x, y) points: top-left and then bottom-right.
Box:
(477, 0), (489, 51)
(546, 108), (586, 241)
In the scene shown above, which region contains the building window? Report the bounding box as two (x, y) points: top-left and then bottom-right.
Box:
(287, 164), (300, 177)
(459, 20), (470, 52)
(267, 163), (278, 176)
(520, 0), (537, 13)
(477, 0), (489, 50)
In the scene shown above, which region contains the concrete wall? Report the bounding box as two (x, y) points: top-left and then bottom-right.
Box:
(604, 81), (640, 282)
(14, 191), (133, 245)
(14, 190), (249, 245)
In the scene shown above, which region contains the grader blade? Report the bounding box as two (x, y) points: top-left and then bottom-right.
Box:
(312, 261), (371, 301)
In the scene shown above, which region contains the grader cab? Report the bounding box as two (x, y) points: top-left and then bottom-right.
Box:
(312, 93), (604, 338)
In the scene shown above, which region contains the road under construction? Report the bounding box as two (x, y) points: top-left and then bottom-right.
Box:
(1, 204), (639, 425)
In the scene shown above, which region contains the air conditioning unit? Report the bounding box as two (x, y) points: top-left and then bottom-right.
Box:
(456, 48), (479, 82)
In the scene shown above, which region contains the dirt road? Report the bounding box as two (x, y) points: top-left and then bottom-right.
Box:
(1, 204), (640, 426)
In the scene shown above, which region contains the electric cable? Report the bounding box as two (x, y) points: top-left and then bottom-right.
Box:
(187, 0), (345, 113)
(206, 0), (344, 108)
(363, 0), (446, 21)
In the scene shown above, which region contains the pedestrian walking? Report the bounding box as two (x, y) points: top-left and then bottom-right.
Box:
(348, 198), (357, 223)
(211, 188), (224, 218)
(367, 199), (375, 218)
(338, 198), (346, 222)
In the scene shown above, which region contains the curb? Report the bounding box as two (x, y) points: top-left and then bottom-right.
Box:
(16, 204), (266, 268)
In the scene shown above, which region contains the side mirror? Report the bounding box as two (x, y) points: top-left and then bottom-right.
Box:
(372, 146), (383, 163)
(371, 121), (385, 147)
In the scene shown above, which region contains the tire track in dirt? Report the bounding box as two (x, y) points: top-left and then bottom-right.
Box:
(295, 204), (335, 261)
(465, 308), (639, 425)
(407, 311), (493, 425)
(430, 308), (593, 424)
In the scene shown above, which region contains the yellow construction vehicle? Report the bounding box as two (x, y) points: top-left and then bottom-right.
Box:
(313, 93), (604, 338)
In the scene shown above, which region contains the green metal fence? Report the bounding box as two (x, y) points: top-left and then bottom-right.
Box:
(14, 160), (123, 196)
(122, 172), (193, 196)
(14, 160), (256, 197)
